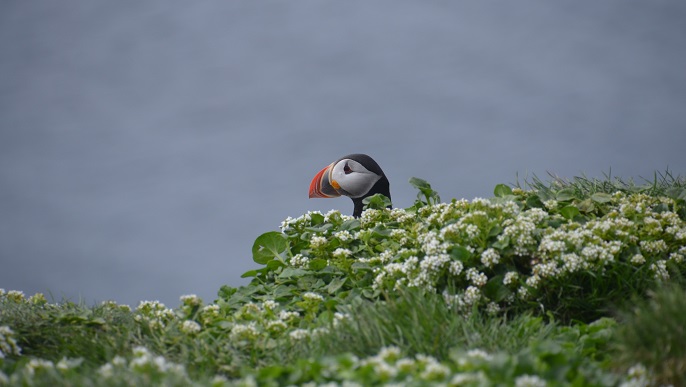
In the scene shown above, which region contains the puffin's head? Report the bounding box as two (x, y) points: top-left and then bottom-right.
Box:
(309, 154), (391, 217)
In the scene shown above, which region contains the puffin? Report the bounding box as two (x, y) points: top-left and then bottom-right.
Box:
(309, 154), (391, 218)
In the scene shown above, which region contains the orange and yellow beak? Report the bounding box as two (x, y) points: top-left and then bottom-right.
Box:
(309, 163), (341, 198)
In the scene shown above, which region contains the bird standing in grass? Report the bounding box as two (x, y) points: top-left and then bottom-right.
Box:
(309, 154), (391, 218)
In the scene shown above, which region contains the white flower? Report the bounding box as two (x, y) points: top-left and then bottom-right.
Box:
(372, 360), (398, 379)
(626, 363), (647, 380)
(180, 320), (201, 334)
(26, 359), (54, 375)
(290, 254), (310, 267)
(466, 268), (487, 287)
(466, 349), (492, 361)
(0, 326), (22, 358)
(561, 253), (585, 272)
(6, 290), (25, 302)
(650, 260), (669, 281)
(515, 374), (547, 387)
(266, 320), (287, 333)
(533, 262), (558, 278)
(334, 230), (352, 242)
(98, 363), (114, 378)
(669, 252), (684, 263)
(180, 294), (202, 306)
(503, 272), (519, 286)
(464, 286), (481, 305)
(449, 261), (464, 276)
(302, 292), (324, 302)
(333, 312), (350, 327)
(451, 372), (485, 385)
(289, 329), (310, 340)
(378, 346), (401, 362)
(486, 302), (500, 315)
(420, 361), (450, 380)
(310, 235), (328, 248)
(630, 254), (645, 265)
(480, 248), (500, 268)
(639, 240), (668, 254)
(230, 323), (259, 341)
(279, 216), (295, 231)
(262, 300), (278, 310)
(278, 310), (300, 321)
(526, 275), (541, 289)
(56, 357), (83, 371)
(333, 248), (352, 259)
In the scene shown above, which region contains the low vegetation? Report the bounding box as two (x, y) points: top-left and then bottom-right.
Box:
(1, 171), (685, 385)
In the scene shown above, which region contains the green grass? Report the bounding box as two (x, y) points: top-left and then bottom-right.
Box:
(1, 170), (685, 386)
(613, 284), (686, 385)
(300, 288), (558, 360)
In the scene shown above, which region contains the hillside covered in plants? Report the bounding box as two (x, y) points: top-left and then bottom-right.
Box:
(1, 172), (686, 386)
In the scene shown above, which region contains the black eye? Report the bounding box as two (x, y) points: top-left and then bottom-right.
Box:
(343, 162), (352, 174)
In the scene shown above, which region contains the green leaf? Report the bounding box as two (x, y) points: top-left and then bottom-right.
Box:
(252, 231), (288, 265)
(309, 213), (325, 225)
(483, 275), (511, 302)
(308, 259), (327, 271)
(241, 269), (259, 278)
(450, 246), (472, 261)
(327, 277), (347, 294)
(306, 223), (333, 233)
(559, 206), (580, 220)
(556, 188), (577, 201)
(217, 285), (237, 299)
(339, 219), (361, 231)
(409, 177), (432, 190)
(363, 193), (392, 210)
(591, 193), (612, 203)
(409, 177), (441, 204)
(492, 237), (509, 250)
(666, 187), (686, 201)
(371, 225), (392, 237)
(273, 284), (295, 299)
(278, 268), (309, 278)
(87, 317), (106, 327)
(494, 184), (513, 198)
(351, 262), (371, 271)
(526, 195), (544, 209)
(488, 225), (503, 238)
(577, 199), (595, 213)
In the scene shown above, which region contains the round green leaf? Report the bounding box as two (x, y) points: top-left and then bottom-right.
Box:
(591, 193), (612, 203)
(450, 245), (472, 261)
(494, 184), (513, 198)
(252, 231), (288, 264)
(559, 205), (580, 220)
(556, 188), (577, 201)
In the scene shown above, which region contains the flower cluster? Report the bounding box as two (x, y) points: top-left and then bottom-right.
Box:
(0, 325), (22, 358)
(229, 337), (636, 386)
(95, 347), (190, 384)
(273, 188), (685, 318)
(134, 301), (176, 329)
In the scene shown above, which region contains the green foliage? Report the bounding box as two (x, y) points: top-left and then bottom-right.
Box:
(409, 177), (441, 206)
(304, 288), (558, 360)
(362, 193), (392, 210)
(252, 232), (287, 265)
(614, 284), (686, 385)
(1, 171), (685, 386)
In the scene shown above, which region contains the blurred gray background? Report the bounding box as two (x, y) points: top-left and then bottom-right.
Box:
(1, 1), (685, 307)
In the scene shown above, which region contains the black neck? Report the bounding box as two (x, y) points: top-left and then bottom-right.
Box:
(351, 176), (391, 218)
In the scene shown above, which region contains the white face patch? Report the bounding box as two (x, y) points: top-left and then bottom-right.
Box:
(330, 159), (381, 198)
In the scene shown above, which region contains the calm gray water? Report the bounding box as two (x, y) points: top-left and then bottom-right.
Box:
(1, 1), (685, 307)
